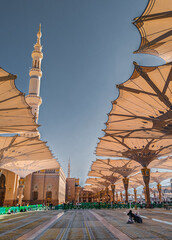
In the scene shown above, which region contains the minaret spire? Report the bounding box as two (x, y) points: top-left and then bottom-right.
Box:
(68, 158), (70, 178)
(21, 25), (43, 138)
(37, 24), (42, 44)
(25, 24), (43, 124)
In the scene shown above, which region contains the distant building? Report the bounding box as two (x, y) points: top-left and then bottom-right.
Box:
(0, 170), (19, 206)
(66, 178), (80, 203)
(0, 168), (66, 206)
(65, 160), (81, 203)
(24, 168), (66, 205)
(79, 188), (93, 203)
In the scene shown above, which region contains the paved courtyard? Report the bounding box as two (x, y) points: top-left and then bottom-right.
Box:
(0, 208), (171, 239)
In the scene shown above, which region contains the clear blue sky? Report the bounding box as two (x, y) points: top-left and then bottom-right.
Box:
(0, 0), (165, 185)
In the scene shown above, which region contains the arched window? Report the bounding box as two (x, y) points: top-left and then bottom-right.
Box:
(0, 174), (6, 206)
(33, 191), (38, 200)
(0, 174), (5, 189)
(34, 60), (37, 68)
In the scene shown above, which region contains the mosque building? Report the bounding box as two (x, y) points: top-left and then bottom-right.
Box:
(65, 159), (80, 203)
(0, 25), (66, 206)
(65, 159), (93, 203)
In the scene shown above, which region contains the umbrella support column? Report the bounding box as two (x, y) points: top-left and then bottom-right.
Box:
(111, 184), (115, 203)
(120, 192), (123, 202)
(80, 193), (83, 203)
(86, 192), (88, 203)
(18, 178), (25, 206)
(134, 188), (137, 202)
(91, 193), (94, 202)
(116, 192), (118, 202)
(143, 187), (147, 202)
(105, 187), (108, 202)
(75, 186), (81, 204)
(97, 192), (100, 202)
(157, 183), (162, 202)
(102, 189), (105, 202)
(141, 167), (151, 208)
(123, 177), (129, 203)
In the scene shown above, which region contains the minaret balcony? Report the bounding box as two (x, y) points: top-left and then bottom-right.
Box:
(32, 50), (43, 59)
(29, 68), (42, 77)
(25, 95), (42, 106)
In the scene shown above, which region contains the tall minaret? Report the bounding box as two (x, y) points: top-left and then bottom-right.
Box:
(68, 158), (70, 178)
(25, 24), (43, 124)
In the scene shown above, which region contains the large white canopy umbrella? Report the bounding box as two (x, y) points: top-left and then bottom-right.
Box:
(130, 171), (172, 185)
(91, 159), (140, 178)
(130, 171), (172, 202)
(90, 159), (141, 202)
(0, 68), (38, 133)
(133, 0), (172, 62)
(85, 177), (110, 188)
(88, 170), (122, 185)
(0, 135), (59, 178)
(96, 135), (172, 206)
(106, 62), (172, 139)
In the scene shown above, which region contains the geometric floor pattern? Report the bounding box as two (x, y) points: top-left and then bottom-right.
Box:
(0, 209), (171, 239)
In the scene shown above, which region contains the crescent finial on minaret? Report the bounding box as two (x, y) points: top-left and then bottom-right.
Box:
(37, 24), (42, 44)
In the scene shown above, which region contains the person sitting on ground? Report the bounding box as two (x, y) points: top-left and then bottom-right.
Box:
(127, 210), (134, 224)
(133, 212), (143, 223)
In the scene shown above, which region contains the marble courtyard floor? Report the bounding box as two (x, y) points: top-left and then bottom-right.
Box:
(0, 208), (171, 239)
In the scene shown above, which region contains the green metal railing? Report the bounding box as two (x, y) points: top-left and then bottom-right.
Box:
(0, 204), (46, 215)
(55, 202), (169, 210)
(1, 202), (170, 214)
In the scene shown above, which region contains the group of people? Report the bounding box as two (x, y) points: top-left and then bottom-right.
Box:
(127, 210), (142, 224)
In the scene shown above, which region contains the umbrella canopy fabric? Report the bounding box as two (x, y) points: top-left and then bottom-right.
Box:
(129, 175), (144, 186)
(0, 68), (38, 133)
(2, 159), (60, 179)
(149, 156), (172, 169)
(106, 62), (172, 139)
(91, 159), (140, 178)
(88, 169), (122, 184)
(0, 135), (59, 178)
(115, 186), (125, 193)
(150, 171), (172, 183)
(133, 0), (172, 62)
(84, 185), (103, 192)
(130, 171), (172, 184)
(85, 177), (111, 188)
(128, 181), (143, 189)
(96, 136), (172, 167)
